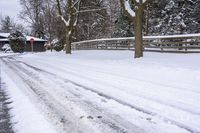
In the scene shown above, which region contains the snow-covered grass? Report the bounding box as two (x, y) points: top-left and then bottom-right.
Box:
(2, 50), (200, 133)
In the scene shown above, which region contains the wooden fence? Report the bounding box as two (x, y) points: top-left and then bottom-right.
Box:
(71, 34), (200, 53)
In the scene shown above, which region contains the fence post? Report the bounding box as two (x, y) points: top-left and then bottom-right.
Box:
(185, 43), (187, 53)
(160, 39), (164, 52)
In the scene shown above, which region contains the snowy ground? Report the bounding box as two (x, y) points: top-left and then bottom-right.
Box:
(0, 50), (200, 133)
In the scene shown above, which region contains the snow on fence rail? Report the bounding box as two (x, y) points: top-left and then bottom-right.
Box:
(71, 33), (200, 53)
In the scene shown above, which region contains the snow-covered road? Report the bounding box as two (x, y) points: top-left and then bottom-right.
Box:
(1, 51), (200, 133)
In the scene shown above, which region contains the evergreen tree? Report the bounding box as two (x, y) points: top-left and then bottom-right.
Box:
(112, 12), (133, 38)
(148, 0), (200, 35)
(8, 31), (26, 53)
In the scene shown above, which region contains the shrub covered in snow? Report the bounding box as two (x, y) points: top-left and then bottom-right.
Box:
(8, 31), (26, 53)
(1, 44), (12, 52)
(52, 39), (63, 52)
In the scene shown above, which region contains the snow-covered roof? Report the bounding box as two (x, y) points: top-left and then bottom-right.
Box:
(0, 33), (47, 42)
(26, 36), (46, 42)
(0, 38), (8, 41)
(0, 33), (10, 38)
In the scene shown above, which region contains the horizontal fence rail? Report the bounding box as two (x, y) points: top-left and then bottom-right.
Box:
(71, 33), (200, 53)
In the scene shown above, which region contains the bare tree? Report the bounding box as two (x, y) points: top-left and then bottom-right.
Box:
(40, 0), (57, 50)
(19, 0), (45, 37)
(0, 16), (14, 33)
(0, 15), (28, 34)
(120, 0), (150, 58)
(75, 0), (111, 41)
(56, 0), (81, 54)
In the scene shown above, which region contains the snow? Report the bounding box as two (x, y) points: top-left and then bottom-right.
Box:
(26, 36), (46, 42)
(60, 15), (70, 27)
(0, 51), (17, 57)
(123, 0), (148, 17)
(0, 38), (8, 41)
(0, 33), (10, 38)
(1, 70), (57, 133)
(124, 0), (135, 17)
(1, 50), (200, 132)
(1, 43), (11, 51)
(0, 32), (46, 41)
(71, 33), (200, 45)
(136, 0), (147, 3)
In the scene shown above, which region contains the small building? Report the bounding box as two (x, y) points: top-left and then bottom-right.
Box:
(0, 33), (47, 52)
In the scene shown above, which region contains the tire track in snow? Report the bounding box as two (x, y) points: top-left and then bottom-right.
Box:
(14, 58), (200, 116)
(51, 61), (200, 115)
(6, 58), (197, 133)
(0, 60), (14, 133)
(37, 58), (200, 94)
(2, 58), (144, 133)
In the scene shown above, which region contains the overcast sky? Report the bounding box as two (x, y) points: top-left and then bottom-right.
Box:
(0, 0), (21, 20)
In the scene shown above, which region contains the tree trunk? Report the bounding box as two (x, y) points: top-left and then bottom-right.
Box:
(65, 32), (72, 54)
(134, 7), (144, 58)
(56, 0), (73, 54)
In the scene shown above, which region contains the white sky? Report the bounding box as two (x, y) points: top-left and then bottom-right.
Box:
(0, 0), (21, 20)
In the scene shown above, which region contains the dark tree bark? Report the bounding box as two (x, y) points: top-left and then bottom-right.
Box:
(56, 0), (79, 54)
(134, 6), (144, 58)
(120, 0), (150, 58)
